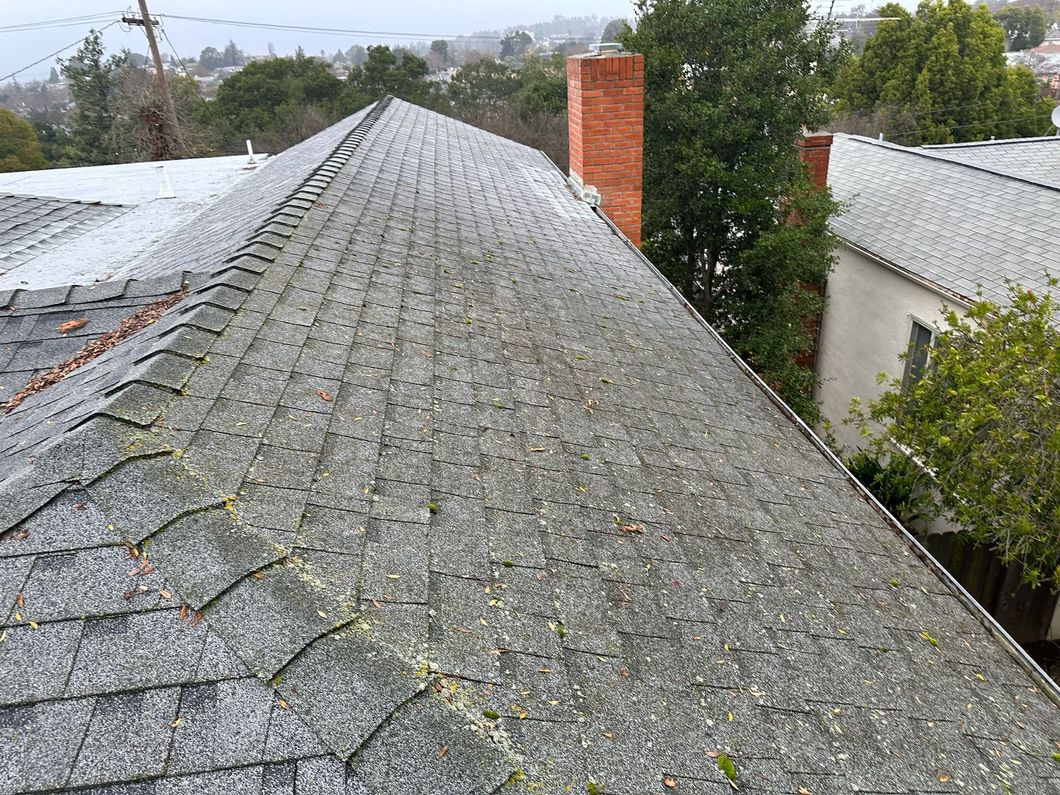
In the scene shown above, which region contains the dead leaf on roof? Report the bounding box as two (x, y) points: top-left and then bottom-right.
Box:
(159, 589), (172, 600)
(14, 593), (24, 608)
(437, 745), (448, 759)
(619, 523), (644, 534)
(451, 625), (472, 634)
(178, 604), (189, 622)
(316, 388), (333, 402)
(799, 788), (811, 795)
(190, 610), (204, 626)
(664, 777), (678, 788)
(57, 318), (89, 334)
(72, 501), (87, 511)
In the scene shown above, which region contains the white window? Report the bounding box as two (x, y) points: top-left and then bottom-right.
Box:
(902, 319), (934, 391)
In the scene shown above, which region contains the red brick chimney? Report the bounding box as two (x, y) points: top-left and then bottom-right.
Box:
(796, 131), (833, 189)
(567, 49), (644, 247)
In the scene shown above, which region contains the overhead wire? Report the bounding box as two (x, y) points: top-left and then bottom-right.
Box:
(0, 12), (120, 33)
(0, 20), (121, 83)
(159, 25), (211, 109)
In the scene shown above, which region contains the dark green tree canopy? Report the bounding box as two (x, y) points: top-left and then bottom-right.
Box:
(0, 109), (47, 172)
(59, 30), (132, 166)
(624, 0), (844, 420)
(601, 18), (632, 42)
(994, 5), (1047, 51)
(834, 0), (1054, 144)
(500, 31), (534, 59)
(343, 46), (431, 109)
(214, 54), (344, 138)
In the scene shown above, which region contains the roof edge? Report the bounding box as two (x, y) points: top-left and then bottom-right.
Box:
(585, 193), (1060, 709)
(835, 133), (1060, 193)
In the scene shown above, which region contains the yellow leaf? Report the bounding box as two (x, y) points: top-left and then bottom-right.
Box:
(28, 621), (38, 630)
(170, 718), (182, 728)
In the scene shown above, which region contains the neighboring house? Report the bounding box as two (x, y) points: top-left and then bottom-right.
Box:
(1, 58), (1058, 793)
(819, 132), (1060, 640)
(819, 133), (1060, 452)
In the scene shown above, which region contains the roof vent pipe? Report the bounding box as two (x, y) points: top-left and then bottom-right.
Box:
(155, 164), (175, 199)
(246, 139), (256, 164)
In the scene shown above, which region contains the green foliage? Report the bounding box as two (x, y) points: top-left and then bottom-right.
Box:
(27, 115), (74, 165)
(0, 109), (47, 172)
(601, 18), (632, 42)
(214, 54), (344, 141)
(59, 30), (130, 165)
(500, 31), (534, 60)
(834, 1), (1054, 144)
(845, 449), (935, 526)
(716, 753), (737, 782)
(343, 46), (433, 110)
(860, 282), (1060, 589)
(448, 58), (520, 113)
(995, 6), (1046, 50)
(624, 0), (843, 422)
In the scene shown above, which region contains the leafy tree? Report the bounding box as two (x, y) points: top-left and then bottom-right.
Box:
(28, 114), (75, 165)
(214, 54), (344, 141)
(59, 30), (130, 165)
(834, 1), (1054, 144)
(854, 283), (1060, 589)
(222, 40), (246, 67)
(500, 31), (534, 59)
(346, 45), (368, 67)
(995, 6), (1047, 50)
(447, 58), (519, 114)
(601, 18), (631, 42)
(199, 46), (224, 69)
(342, 46), (431, 109)
(430, 39), (451, 67)
(0, 109), (47, 172)
(623, 0), (844, 420)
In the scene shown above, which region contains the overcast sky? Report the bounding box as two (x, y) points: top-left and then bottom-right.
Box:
(0, 1), (635, 81)
(1, 0), (891, 83)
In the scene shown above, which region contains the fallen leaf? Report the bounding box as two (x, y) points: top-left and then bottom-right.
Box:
(315, 388), (333, 402)
(619, 523), (644, 534)
(178, 604), (189, 622)
(451, 626), (471, 634)
(190, 610), (204, 626)
(72, 501), (87, 511)
(528, 446), (547, 452)
(438, 744), (449, 759)
(57, 318), (89, 334)
(664, 776), (677, 788)
(170, 718), (182, 728)
(799, 788), (811, 795)
(277, 698), (289, 709)
(372, 599), (382, 609)
(938, 775), (952, 783)
(15, 593), (24, 608)
(159, 589), (172, 599)
(28, 621), (38, 630)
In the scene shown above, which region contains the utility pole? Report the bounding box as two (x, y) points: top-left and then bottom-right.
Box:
(124, 0), (186, 157)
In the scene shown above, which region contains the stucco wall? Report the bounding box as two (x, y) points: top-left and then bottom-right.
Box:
(815, 243), (967, 452)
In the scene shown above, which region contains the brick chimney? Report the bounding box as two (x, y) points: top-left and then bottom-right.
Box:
(796, 130), (833, 190)
(567, 49), (644, 247)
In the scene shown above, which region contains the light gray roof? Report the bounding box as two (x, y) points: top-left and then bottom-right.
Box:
(922, 136), (1060, 190)
(0, 100), (1058, 794)
(0, 193), (127, 270)
(0, 124), (369, 295)
(828, 133), (1060, 304)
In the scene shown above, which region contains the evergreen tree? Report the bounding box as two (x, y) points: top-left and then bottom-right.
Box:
(995, 6), (1047, 51)
(835, 1), (1053, 144)
(59, 30), (128, 165)
(623, 0), (844, 420)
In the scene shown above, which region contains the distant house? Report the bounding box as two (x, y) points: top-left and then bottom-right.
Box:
(819, 133), (1060, 640)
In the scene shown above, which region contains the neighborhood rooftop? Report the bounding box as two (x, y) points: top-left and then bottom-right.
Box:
(828, 133), (1060, 305)
(1, 100), (1058, 794)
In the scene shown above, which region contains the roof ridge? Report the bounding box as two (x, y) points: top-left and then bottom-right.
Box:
(836, 133), (1060, 193)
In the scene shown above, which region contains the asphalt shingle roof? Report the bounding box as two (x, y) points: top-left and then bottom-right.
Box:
(0, 193), (127, 272)
(0, 99), (1057, 794)
(921, 136), (1060, 189)
(828, 134), (1060, 304)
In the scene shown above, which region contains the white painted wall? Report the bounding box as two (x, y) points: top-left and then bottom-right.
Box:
(814, 242), (967, 452)
(816, 242), (1060, 640)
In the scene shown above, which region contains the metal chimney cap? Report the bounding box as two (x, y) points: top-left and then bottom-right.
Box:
(590, 42), (624, 54)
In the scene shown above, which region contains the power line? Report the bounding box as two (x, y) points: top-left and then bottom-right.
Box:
(160, 25), (210, 109)
(155, 14), (517, 41)
(887, 113), (1050, 141)
(0, 20), (120, 83)
(0, 12), (120, 34)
